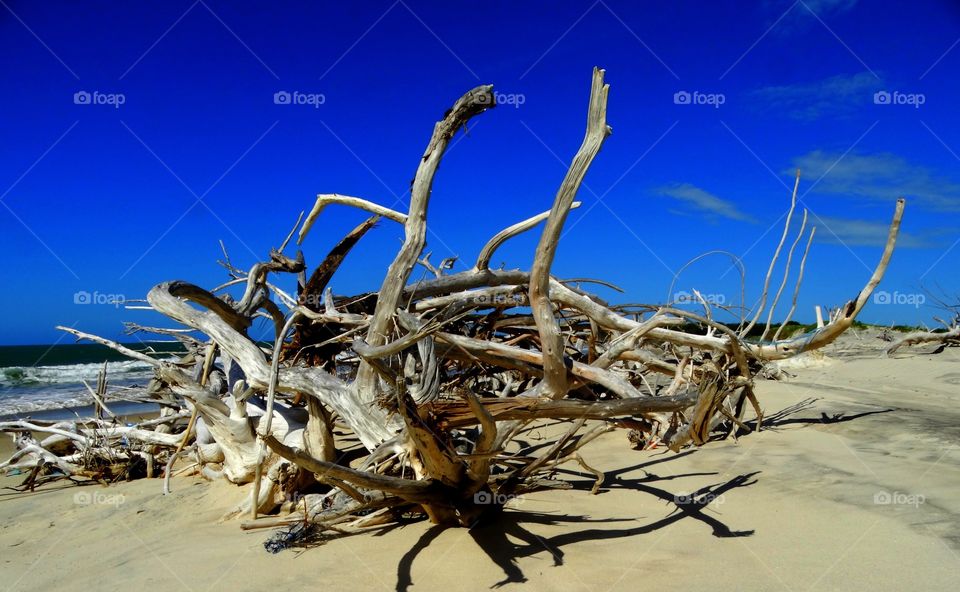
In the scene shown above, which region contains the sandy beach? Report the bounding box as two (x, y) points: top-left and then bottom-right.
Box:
(1, 330), (957, 591)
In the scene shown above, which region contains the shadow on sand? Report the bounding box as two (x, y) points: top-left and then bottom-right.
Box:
(759, 397), (894, 431)
(392, 398), (899, 589)
(395, 449), (760, 591)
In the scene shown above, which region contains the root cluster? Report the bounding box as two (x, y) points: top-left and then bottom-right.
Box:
(1, 69), (905, 549)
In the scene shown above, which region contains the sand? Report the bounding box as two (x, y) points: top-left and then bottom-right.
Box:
(1, 329), (958, 591)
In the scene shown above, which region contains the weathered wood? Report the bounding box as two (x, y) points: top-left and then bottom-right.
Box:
(741, 169), (800, 337)
(530, 67), (611, 399)
(300, 194), (406, 237)
(887, 324), (960, 354)
(422, 393), (699, 429)
(1, 68), (908, 549)
(760, 208), (808, 342)
(475, 202), (582, 271)
(355, 84), (496, 409)
(772, 226), (817, 342)
(261, 434), (444, 504)
(299, 216), (380, 312)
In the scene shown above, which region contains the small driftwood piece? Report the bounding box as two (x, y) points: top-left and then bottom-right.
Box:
(887, 321), (960, 355)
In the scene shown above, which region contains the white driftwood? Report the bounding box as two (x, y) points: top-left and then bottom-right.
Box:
(475, 202), (582, 271)
(742, 170), (800, 337)
(0, 69), (908, 547)
(299, 194), (407, 244)
(530, 67), (611, 399)
(887, 324), (960, 355)
(353, 83), (496, 420)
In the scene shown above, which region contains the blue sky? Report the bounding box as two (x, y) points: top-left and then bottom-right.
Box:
(2, 0), (959, 344)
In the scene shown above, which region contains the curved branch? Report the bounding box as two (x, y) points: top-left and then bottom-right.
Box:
(354, 84), (496, 403)
(147, 282), (394, 449)
(298, 194), (406, 244)
(760, 208), (808, 342)
(772, 226), (816, 342)
(741, 169), (800, 337)
(754, 197), (905, 358)
(530, 67), (611, 399)
(299, 215), (380, 311)
(475, 202), (582, 271)
(57, 327), (163, 366)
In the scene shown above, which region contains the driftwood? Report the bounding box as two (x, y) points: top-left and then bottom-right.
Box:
(0, 68), (906, 548)
(887, 320), (960, 355)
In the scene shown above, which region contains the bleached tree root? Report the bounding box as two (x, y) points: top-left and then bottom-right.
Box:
(0, 67), (906, 551)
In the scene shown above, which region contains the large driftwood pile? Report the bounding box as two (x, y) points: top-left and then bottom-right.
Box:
(1, 69), (905, 547)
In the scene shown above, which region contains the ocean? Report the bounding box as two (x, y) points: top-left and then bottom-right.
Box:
(0, 342), (186, 419)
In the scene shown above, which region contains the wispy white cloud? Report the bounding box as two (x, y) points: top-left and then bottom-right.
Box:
(790, 151), (960, 211)
(814, 215), (937, 248)
(749, 72), (881, 120)
(802, 0), (858, 14)
(766, 0), (859, 33)
(657, 183), (757, 223)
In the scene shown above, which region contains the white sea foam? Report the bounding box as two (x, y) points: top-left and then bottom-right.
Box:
(0, 360), (164, 415)
(0, 359), (155, 387)
(0, 393), (98, 415)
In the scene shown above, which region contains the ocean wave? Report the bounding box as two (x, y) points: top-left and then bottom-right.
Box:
(0, 346), (178, 416)
(0, 359), (157, 387)
(0, 387), (153, 417)
(0, 393), (97, 416)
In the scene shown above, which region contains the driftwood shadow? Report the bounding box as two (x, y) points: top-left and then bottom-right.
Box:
(759, 397), (895, 431)
(394, 460), (759, 591)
